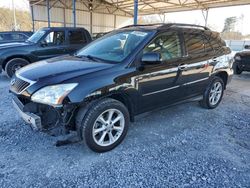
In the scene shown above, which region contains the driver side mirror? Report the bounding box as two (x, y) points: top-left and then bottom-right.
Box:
(244, 45), (250, 50)
(141, 52), (162, 65)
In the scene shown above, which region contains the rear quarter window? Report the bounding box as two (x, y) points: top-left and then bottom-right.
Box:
(68, 30), (86, 44)
(205, 32), (226, 51)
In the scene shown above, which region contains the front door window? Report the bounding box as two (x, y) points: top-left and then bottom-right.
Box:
(144, 32), (182, 61)
(44, 31), (65, 46)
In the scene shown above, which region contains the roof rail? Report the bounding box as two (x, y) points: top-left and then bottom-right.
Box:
(121, 23), (163, 28)
(166, 23), (210, 30)
(121, 23), (210, 30)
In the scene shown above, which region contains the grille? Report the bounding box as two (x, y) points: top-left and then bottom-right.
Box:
(10, 76), (30, 94)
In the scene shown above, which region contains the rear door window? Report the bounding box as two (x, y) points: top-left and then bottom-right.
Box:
(184, 33), (205, 55)
(68, 31), (86, 44)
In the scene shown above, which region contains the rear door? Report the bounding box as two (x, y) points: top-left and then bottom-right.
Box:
(65, 30), (89, 54)
(34, 30), (68, 60)
(136, 31), (187, 112)
(179, 31), (213, 97)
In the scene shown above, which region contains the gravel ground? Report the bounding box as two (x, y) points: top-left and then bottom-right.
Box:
(0, 73), (250, 187)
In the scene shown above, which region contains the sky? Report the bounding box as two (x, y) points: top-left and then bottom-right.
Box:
(0, 0), (249, 35)
(163, 5), (250, 35)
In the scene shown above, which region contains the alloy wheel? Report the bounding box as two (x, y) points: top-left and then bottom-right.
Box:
(209, 81), (223, 106)
(92, 109), (125, 147)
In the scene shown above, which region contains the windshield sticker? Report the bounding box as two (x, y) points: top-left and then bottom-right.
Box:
(131, 31), (147, 37)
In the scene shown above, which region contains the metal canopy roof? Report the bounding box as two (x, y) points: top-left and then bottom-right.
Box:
(105, 0), (250, 15)
(29, 0), (250, 16)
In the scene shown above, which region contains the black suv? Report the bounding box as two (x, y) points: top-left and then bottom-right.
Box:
(0, 27), (92, 77)
(0, 31), (33, 44)
(234, 45), (250, 74)
(10, 23), (233, 152)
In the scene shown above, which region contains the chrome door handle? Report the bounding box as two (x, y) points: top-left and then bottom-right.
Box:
(178, 64), (188, 71)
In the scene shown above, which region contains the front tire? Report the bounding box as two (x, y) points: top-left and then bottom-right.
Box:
(76, 98), (130, 153)
(5, 58), (29, 78)
(199, 77), (224, 109)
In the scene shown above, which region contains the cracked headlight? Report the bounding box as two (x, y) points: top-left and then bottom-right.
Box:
(31, 83), (78, 106)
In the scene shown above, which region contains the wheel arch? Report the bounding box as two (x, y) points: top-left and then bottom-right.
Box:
(214, 71), (228, 89)
(77, 92), (136, 123)
(107, 93), (135, 122)
(2, 55), (31, 70)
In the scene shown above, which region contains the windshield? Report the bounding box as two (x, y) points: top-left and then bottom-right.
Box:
(76, 30), (152, 63)
(27, 30), (46, 43)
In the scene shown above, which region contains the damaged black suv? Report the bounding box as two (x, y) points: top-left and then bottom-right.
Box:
(10, 23), (233, 152)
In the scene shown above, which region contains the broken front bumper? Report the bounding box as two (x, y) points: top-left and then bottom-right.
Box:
(12, 96), (42, 130)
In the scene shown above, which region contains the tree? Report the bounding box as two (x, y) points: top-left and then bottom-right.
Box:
(222, 17), (237, 33)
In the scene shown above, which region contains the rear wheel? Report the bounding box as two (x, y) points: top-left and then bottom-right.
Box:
(5, 58), (29, 78)
(76, 98), (130, 152)
(199, 77), (224, 109)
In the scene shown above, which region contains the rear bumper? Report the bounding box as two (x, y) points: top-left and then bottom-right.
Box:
(12, 96), (42, 130)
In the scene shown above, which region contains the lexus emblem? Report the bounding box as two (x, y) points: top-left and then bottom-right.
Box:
(10, 78), (16, 86)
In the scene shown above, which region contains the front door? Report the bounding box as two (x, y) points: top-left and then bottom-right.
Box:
(34, 30), (67, 60)
(136, 31), (186, 112)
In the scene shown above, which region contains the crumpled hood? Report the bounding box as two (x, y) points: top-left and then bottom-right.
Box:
(16, 55), (113, 82)
(0, 42), (29, 50)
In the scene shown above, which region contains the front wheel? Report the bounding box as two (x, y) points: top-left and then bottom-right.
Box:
(199, 77), (224, 109)
(76, 98), (130, 153)
(5, 58), (29, 78)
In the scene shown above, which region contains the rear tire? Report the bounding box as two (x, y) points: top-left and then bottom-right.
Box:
(5, 58), (29, 78)
(199, 76), (224, 109)
(76, 98), (130, 153)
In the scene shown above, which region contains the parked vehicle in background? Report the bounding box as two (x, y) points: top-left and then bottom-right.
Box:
(0, 27), (92, 77)
(10, 23), (233, 152)
(0, 31), (33, 44)
(234, 45), (250, 74)
(92, 32), (109, 40)
(225, 40), (250, 61)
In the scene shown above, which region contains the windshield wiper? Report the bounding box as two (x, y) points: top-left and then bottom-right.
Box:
(76, 54), (103, 62)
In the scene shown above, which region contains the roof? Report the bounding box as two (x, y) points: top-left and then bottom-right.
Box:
(28, 0), (250, 15)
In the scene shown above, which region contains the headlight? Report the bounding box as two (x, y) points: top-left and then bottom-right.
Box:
(31, 83), (78, 106)
(234, 55), (241, 61)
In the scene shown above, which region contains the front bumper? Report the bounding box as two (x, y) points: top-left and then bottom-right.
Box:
(12, 96), (42, 130)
